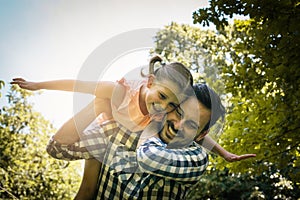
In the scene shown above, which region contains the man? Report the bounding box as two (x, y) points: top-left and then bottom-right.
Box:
(47, 83), (226, 199)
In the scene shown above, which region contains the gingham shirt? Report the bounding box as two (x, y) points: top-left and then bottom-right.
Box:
(47, 120), (208, 200)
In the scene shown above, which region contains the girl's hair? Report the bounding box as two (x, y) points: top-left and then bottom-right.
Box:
(193, 83), (225, 133)
(142, 55), (194, 93)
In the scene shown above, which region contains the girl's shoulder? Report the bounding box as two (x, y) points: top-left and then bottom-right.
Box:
(116, 78), (146, 96)
(111, 78), (145, 107)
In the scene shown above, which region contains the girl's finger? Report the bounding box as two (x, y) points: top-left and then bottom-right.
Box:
(10, 81), (23, 85)
(12, 78), (25, 82)
(10, 81), (20, 84)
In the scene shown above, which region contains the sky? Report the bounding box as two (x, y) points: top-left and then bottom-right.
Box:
(0, 0), (208, 128)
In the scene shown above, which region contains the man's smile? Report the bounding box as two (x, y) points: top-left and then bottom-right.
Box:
(165, 121), (177, 140)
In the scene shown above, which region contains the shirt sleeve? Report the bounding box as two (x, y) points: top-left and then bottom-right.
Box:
(46, 136), (94, 161)
(46, 119), (109, 161)
(136, 137), (209, 183)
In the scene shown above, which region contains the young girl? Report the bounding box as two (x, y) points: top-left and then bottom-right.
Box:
(13, 56), (191, 128)
(11, 56), (255, 199)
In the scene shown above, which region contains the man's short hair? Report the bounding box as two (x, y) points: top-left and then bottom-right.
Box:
(193, 83), (225, 133)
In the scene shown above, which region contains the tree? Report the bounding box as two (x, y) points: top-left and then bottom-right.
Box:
(0, 83), (81, 199)
(188, 167), (300, 200)
(192, 0), (300, 186)
(151, 22), (225, 95)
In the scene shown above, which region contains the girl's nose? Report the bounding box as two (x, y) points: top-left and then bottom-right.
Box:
(153, 103), (165, 112)
(157, 102), (172, 113)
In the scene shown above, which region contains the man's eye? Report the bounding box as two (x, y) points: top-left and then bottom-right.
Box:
(186, 121), (199, 130)
(168, 103), (177, 110)
(176, 108), (183, 117)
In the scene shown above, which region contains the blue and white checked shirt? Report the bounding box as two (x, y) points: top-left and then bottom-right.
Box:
(47, 120), (208, 200)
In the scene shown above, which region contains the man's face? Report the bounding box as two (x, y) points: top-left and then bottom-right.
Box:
(159, 96), (211, 149)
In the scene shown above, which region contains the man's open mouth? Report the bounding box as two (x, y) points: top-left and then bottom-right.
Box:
(166, 121), (177, 140)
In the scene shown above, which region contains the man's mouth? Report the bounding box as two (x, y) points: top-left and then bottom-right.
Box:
(165, 121), (177, 140)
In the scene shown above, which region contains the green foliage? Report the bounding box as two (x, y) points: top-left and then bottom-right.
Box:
(189, 0), (300, 198)
(151, 22), (225, 94)
(188, 166), (300, 200)
(0, 80), (4, 98)
(0, 84), (81, 199)
(192, 0), (300, 188)
(153, 0), (300, 196)
(193, 0), (300, 31)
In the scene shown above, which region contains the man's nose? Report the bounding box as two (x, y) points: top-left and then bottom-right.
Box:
(173, 120), (183, 131)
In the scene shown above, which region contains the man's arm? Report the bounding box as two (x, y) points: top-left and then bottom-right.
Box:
(47, 117), (109, 161)
(136, 137), (208, 183)
(46, 136), (93, 161)
(199, 135), (256, 162)
(74, 160), (101, 200)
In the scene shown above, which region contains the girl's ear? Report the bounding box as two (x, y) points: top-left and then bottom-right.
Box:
(147, 74), (155, 88)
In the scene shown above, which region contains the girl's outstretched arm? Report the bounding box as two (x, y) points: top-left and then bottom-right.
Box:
(11, 78), (117, 99)
(11, 78), (78, 91)
(198, 135), (256, 162)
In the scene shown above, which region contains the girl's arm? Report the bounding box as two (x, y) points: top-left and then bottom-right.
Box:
(11, 78), (126, 145)
(199, 135), (256, 162)
(10, 78), (117, 99)
(53, 98), (112, 144)
(11, 78), (80, 91)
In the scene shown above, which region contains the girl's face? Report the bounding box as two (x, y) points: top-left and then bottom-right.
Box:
(145, 78), (186, 116)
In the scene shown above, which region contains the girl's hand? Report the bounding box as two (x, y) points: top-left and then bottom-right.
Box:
(10, 78), (39, 91)
(223, 152), (256, 162)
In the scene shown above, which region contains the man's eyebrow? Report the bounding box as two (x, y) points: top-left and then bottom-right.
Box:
(176, 106), (184, 115)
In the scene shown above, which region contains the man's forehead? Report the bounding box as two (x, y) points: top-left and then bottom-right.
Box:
(180, 96), (198, 109)
(178, 97), (200, 118)
(155, 81), (187, 100)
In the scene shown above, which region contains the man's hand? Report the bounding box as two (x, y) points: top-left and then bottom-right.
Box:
(223, 152), (256, 162)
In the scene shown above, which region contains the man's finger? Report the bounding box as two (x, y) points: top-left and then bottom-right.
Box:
(238, 154), (257, 160)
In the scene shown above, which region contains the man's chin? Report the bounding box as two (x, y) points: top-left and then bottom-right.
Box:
(166, 143), (180, 149)
(167, 141), (192, 149)
(159, 133), (170, 144)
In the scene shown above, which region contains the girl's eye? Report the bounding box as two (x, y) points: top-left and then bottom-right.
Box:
(159, 92), (167, 100)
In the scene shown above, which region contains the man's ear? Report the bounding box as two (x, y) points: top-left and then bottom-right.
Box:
(147, 74), (155, 88)
(195, 130), (210, 142)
